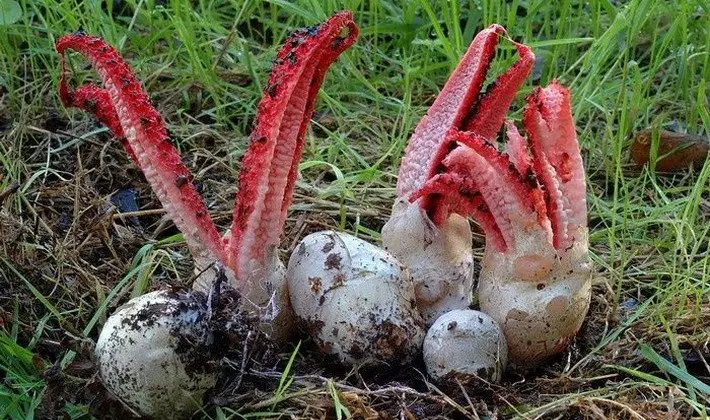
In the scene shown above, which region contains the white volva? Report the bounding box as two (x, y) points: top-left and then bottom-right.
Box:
(287, 231), (426, 366)
(193, 250), (295, 345)
(95, 290), (219, 417)
(478, 226), (592, 365)
(423, 309), (507, 383)
(382, 199), (475, 326)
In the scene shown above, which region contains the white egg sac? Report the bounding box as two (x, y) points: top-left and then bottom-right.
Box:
(95, 289), (219, 417)
(287, 231), (426, 366)
(382, 199), (475, 326)
(423, 309), (508, 383)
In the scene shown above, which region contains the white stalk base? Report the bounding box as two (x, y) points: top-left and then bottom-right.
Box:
(382, 199), (475, 326)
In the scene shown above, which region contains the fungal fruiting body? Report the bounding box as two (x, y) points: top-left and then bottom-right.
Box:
(475, 85), (591, 364)
(423, 309), (507, 383)
(382, 200), (473, 326)
(389, 24), (590, 365)
(57, 12), (357, 340)
(219, 13), (359, 342)
(287, 231), (425, 366)
(58, 12), (358, 415)
(94, 290), (218, 417)
(382, 25), (535, 325)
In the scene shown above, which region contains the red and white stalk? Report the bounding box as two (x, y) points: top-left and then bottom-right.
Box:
(58, 12), (358, 416)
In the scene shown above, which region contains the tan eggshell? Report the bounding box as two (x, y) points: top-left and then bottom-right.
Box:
(287, 231), (425, 366)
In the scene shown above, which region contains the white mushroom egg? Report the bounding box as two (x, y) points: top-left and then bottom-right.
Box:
(478, 225), (592, 366)
(423, 309), (507, 383)
(95, 289), (219, 417)
(287, 231), (425, 366)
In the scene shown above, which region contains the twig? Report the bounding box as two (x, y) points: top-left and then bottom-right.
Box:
(111, 208), (166, 219)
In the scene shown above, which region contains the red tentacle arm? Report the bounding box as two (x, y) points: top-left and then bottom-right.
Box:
(383, 24), (534, 326)
(409, 172), (506, 252)
(462, 43), (535, 140)
(56, 34), (227, 267)
(504, 119), (532, 175)
(413, 132), (550, 253)
(58, 78), (139, 162)
(524, 82), (587, 250)
(226, 11), (358, 286)
(396, 25), (534, 199)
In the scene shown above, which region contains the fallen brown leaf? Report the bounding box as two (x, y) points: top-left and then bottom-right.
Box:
(630, 129), (709, 172)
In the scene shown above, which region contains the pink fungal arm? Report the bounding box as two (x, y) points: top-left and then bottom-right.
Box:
(57, 33), (229, 266)
(226, 11), (358, 284)
(413, 83), (585, 254)
(57, 13), (358, 292)
(397, 25), (534, 199)
(462, 43), (535, 140)
(58, 80), (138, 162)
(504, 120), (532, 176)
(410, 171), (506, 251)
(395, 22), (586, 255)
(524, 83), (587, 250)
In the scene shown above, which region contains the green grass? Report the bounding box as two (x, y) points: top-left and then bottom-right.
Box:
(0, 0), (708, 418)
(0, 294), (45, 419)
(0, 332), (44, 419)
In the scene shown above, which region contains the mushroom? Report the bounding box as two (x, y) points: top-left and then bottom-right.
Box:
(382, 25), (535, 326)
(287, 25), (590, 369)
(387, 25), (591, 366)
(409, 84), (591, 364)
(57, 12), (358, 416)
(423, 309), (507, 383)
(282, 25), (534, 366)
(286, 231), (424, 366)
(283, 25), (532, 366)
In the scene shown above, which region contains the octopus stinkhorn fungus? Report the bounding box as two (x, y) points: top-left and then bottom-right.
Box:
(398, 29), (590, 363)
(382, 25), (535, 326)
(57, 11), (358, 416)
